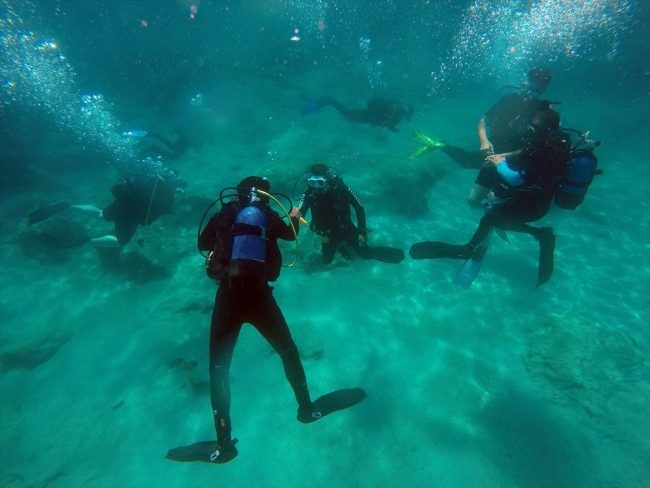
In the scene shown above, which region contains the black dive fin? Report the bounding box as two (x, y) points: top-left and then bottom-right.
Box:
(495, 228), (510, 243)
(298, 388), (366, 424)
(409, 241), (469, 260)
(536, 228), (556, 289)
(454, 245), (488, 290)
(369, 246), (406, 264)
(165, 438), (239, 464)
(27, 203), (70, 226)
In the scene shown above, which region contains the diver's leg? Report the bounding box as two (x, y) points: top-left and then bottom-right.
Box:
(112, 217), (139, 246)
(250, 287), (312, 413)
(209, 286), (244, 445)
(150, 132), (176, 151)
(441, 146), (487, 169)
(338, 109), (371, 124)
(468, 165), (499, 208)
(321, 235), (340, 265)
(168, 138), (192, 161)
(468, 185), (490, 208)
(70, 205), (103, 218)
(90, 236), (121, 248)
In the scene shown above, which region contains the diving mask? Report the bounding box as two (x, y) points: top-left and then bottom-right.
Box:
(307, 176), (329, 192)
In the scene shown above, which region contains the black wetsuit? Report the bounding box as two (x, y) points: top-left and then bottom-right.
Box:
(442, 93), (550, 174)
(198, 201), (311, 445)
(468, 133), (571, 245)
(298, 179), (404, 264)
(327, 97), (412, 132)
(140, 113), (217, 160)
(102, 175), (175, 245)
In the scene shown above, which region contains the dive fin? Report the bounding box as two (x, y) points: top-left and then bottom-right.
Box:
(536, 227), (556, 289)
(165, 438), (239, 464)
(297, 388), (366, 424)
(409, 241), (471, 260)
(300, 95), (333, 116)
(407, 145), (437, 160)
(454, 245), (488, 290)
(412, 130), (445, 148)
(495, 228), (510, 243)
(27, 203), (70, 226)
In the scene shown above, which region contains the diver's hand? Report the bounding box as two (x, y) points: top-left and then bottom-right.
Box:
(480, 140), (494, 154)
(358, 233), (367, 246)
(484, 154), (506, 166)
(289, 207), (301, 218)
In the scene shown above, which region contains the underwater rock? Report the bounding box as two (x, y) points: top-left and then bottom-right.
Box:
(168, 357), (208, 392)
(168, 357), (198, 372)
(17, 215), (87, 264)
(121, 251), (169, 284)
(524, 314), (643, 418)
(0, 332), (72, 373)
(384, 176), (429, 217)
(300, 349), (324, 361)
(96, 248), (169, 284)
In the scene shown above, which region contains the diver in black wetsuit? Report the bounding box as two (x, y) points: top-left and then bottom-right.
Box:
(297, 164), (405, 265)
(26, 170), (185, 248)
(178, 176), (365, 465)
(301, 96), (414, 132)
(140, 108), (218, 161)
(410, 109), (571, 288)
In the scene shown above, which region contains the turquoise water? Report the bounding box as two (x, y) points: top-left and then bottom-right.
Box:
(1, 1), (649, 487)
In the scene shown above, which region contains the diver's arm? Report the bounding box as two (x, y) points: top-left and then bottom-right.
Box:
(271, 210), (300, 241)
(496, 162), (524, 186)
(478, 116), (493, 153)
(297, 193), (311, 221)
(346, 187), (367, 235)
(198, 214), (219, 251)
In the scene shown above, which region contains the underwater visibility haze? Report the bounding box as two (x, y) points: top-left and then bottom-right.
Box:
(0, 0), (649, 486)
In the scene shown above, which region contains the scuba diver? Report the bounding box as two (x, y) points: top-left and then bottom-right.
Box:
(26, 169), (185, 248)
(301, 95), (415, 132)
(166, 176), (366, 465)
(409, 67), (555, 207)
(297, 164), (405, 265)
(139, 95), (219, 160)
(409, 108), (571, 289)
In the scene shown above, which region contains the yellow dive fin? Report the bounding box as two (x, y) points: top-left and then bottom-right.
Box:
(407, 145), (437, 160)
(412, 130), (445, 148)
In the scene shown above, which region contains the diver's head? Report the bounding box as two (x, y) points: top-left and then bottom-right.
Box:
(307, 163), (331, 194)
(237, 175), (271, 203)
(524, 67), (552, 97)
(528, 108), (560, 140)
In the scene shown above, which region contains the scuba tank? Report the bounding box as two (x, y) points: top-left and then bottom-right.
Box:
(228, 205), (269, 288)
(555, 130), (602, 210)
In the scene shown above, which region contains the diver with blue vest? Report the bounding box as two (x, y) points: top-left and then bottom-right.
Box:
(166, 176), (366, 465)
(408, 67), (556, 208)
(410, 108), (572, 288)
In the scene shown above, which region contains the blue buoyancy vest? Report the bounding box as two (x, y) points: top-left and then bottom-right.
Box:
(228, 205), (269, 288)
(555, 149), (599, 210)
